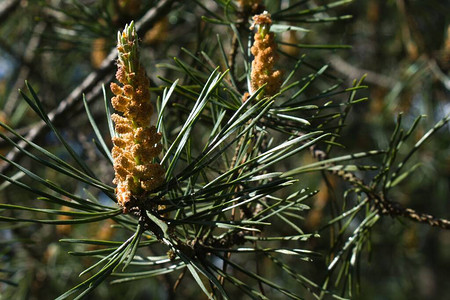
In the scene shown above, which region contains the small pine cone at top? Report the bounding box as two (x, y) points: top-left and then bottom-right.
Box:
(250, 11), (282, 98)
(110, 22), (165, 211)
(238, 0), (263, 12)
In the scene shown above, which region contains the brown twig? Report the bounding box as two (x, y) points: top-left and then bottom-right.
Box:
(173, 268), (187, 293)
(311, 147), (450, 230)
(371, 191), (450, 229)
(228, 32), (240, 76)
(4, 22), (47, 116)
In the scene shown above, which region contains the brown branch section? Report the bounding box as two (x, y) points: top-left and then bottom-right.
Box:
(310, 147), (450, 230)
(372, 193), (450, 229)
(4, 22), (47, 116)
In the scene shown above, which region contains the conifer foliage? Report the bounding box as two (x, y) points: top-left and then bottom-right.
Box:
(0, 1), (449, 299)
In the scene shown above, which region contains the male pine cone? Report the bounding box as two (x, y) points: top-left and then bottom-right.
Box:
(110, 22), (164, 211)
(250, 12), (282, 97)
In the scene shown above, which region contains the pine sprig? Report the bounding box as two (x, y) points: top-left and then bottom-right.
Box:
(1, 1), (449, 299)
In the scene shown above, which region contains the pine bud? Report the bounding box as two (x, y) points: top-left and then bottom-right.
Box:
(250, 11), (282, 98)
(110, 22), (165, 211)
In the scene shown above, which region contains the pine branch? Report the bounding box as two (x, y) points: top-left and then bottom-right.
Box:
(311, 146), (450, 230)
(0, 0), (177, 177)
